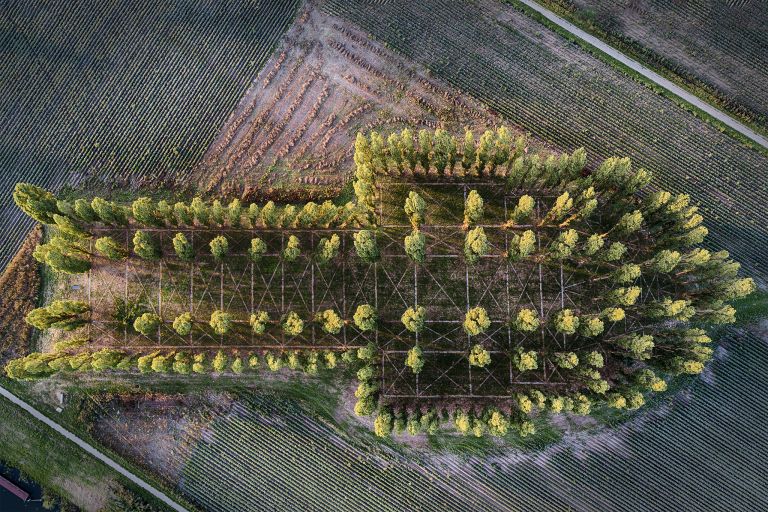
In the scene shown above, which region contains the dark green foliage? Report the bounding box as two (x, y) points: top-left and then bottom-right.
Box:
(113, 299), (144, 330)
(26, 300), (89, 331)
(95, 236), (128, 260)
(13, 182), (59, 223)
(133, 230), (160, 259)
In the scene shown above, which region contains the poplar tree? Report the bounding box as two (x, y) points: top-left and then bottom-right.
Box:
(464, 227), (488, 264)
(13, 183), (59, 223)
(132, 197), (158, 226)
(353, 230), (379, 262)
(404, 191), (426, 229)
(209, 235), (229, 261)
(463, 190), (483, 229)
(283, 235), (301, 261)
(316, 234), (340, 265)
(133, 230), (160, 260)
(248, 238), (267, 262)
(95, 236), (127, 260)
(26, 300), (90, 331)
(210, 310), (233, 335)
(172, 232), (194, 261)
(401, 306), (425, 333)
(404, 229), (426, 264)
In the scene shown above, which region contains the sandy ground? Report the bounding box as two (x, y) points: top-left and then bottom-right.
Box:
(195, 0), (503, 199)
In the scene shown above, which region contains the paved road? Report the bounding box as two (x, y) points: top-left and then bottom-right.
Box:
(519, 0), (768, 150)
(0, 385), (189, 512)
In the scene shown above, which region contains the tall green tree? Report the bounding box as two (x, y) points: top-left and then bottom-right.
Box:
(91, 198), (128, 225)
(172, 232), (194, 261)
(73, 198), (97, 222)
(173, 202), (192, 225)
(463, 189), (484, 229)
(404, 191), (426, 229)
(248, 237), (267, 262)
(461, 128), (475, 173)
(190, 197), (209, 226)
(209, 235), (229, 261)
(53, 214), (90, 239)
(417, 129), (432, 172)
(132, 197), (158, 226)
(95, 236), (128, 260)
(13, 183), (59, 223)
(316, 234), (340, 265)
(353, 230), (379, 262)
(133, 230), (160, 260)
(404, 229), (426, 263)
(227, 198), (242, 227)
(26, 300), (90, 331)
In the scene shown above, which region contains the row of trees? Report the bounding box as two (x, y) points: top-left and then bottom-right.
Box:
(4, 346), (362, 381)
(352, 127), (588, 182)
(14, 183), (364, 232)
(25, 300), (381, 339)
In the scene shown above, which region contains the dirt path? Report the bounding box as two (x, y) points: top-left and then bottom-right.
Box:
(0, 385), (188, 512)
(519, 0), (768, 149)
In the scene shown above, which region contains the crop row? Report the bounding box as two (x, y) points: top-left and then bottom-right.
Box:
(322, 0), (768, 283)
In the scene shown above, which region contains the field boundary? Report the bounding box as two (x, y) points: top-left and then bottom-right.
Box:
(513, 0), (768, 151)
(0, 384), (189, 512)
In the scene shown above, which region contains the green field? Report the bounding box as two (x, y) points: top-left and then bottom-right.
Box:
(0, 0), (302, 270)
(151, 327), (767, 511)
(0, 390), (131, 511)
(537, 0), (768, 131)
(322, 0), (768, 284)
